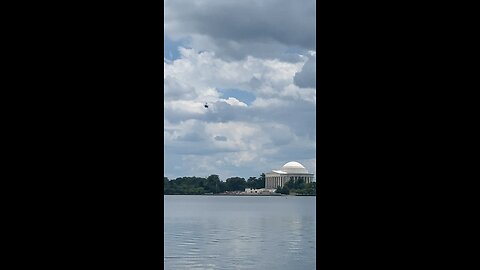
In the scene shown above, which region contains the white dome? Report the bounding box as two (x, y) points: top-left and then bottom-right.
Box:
(281, 161), (308, 174)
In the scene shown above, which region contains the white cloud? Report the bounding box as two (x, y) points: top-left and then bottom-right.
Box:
(223, 97), (247, 107)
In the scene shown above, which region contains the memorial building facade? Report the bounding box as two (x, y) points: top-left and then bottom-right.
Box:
(265, 161), (314, 189)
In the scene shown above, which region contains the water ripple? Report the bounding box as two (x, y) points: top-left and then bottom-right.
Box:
(165, 196), (316, 270)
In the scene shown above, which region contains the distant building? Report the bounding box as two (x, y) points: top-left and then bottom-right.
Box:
(244, 188), (269, 194)
(243, 188), (278, 195)
(265, 161), (314, 189)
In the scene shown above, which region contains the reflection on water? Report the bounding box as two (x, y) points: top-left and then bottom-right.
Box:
(164, 195), (316, 270)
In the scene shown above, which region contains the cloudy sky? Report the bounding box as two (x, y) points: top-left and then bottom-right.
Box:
(164, 0), (316, 180)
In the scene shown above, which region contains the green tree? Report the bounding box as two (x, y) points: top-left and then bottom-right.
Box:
(259, 173), (266, 188)
(164, 177), (169, 194)
(225, 177), (246, 191)
(206, 175), (221, 193)
(246, 177), (256, 188)
(294, 178), (305, 190)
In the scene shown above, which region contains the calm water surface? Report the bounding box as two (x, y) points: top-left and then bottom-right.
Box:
(164, 195), (316, 270)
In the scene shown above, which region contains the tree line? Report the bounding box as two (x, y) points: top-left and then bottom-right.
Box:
(163, 174), (266, 195)
(164, 173), (316, 195)
(274, 178), (316, 195)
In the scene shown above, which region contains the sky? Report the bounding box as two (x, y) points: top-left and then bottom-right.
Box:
(164, 0), (316, 180)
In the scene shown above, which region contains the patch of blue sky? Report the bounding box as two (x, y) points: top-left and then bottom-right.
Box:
(164, 36), (191, 61)
(285, 45), (308, 54)
(219, 88), (256, 105)
(275, 46), (310, 62)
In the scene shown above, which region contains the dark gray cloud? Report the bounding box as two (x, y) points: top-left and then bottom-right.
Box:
(214, 135), (228, 141)
(294, 54), (316, 88)
(165, 0), (316, 60)
(178, 132), (205, 142)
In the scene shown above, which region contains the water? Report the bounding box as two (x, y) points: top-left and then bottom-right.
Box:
(164, 195), (316, 270)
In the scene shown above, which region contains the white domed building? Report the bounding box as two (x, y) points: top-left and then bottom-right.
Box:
(265, 161), (315, 189)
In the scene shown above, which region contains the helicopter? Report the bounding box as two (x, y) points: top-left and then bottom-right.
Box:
(204, 103), (209, 108)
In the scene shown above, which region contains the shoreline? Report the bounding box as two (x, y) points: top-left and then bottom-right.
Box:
(164, 193), (315, 196)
